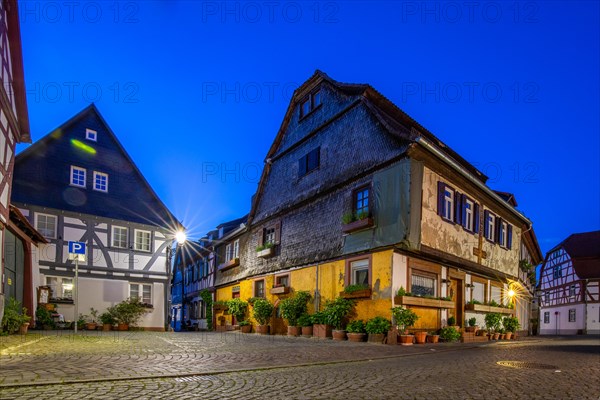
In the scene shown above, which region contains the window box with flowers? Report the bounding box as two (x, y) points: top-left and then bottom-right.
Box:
(393, 287), (453, 309)
(340, 284), (372, 299)
(341, 211), (374, 234)
(270, 285), (290, 295)
(464, 301), (515, 315)
(219, 258), (239, 272)
(256, 242), (275, 258)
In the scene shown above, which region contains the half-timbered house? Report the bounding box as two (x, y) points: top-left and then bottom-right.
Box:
(538, 231), (600, 335)
(11, 105), (180, 330)
(212, 71), (540, 336)
(0, 0), (31, 321)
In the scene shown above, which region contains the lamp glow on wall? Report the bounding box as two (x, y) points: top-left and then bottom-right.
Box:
(175, 230), (187, 246)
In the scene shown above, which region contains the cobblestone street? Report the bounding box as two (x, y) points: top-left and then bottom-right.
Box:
(0, 333), (598, 399)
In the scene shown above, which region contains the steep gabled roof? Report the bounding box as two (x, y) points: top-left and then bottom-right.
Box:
(494, 190), (518, 207)
(13, 104), (181, 231)
(548, 231), (600, 279)
(248, 70), (498, 224)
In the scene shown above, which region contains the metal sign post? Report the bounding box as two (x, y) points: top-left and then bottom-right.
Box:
(68, 241), (86, 334)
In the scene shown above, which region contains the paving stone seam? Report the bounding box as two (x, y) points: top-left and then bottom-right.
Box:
(0, 343), (486, 389)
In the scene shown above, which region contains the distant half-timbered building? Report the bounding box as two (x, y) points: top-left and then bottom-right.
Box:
(12, 105), (180, 330)
(538, 231), (600, 335)
(0, 0), (31, 321)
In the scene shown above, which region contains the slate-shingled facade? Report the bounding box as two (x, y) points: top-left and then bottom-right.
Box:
(211, 71), (540, 335)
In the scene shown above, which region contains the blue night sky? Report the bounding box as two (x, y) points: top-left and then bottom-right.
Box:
(17, 1), (599, 255)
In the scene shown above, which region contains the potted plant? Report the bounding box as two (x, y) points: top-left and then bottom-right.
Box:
(323, 297), (354, 341)
(280, 291), (311, 336)
(439, 326), (461, 342)
(365, 316), (391, 344)
(113, 298), (147, 330)
(346, 320), (366, 342)
(99, 310), (115, 331)
(426, 331), (440, 343)
(503, 316), (520, 340)
(86, 307), (99, 330)
(298, 314), (313, 337)
(77, 314), (87, 331)
(36, 306), (55, 330)
(391, 306), (419, 346)
(484, 312), (502, 340)
(252, 298), (274, 334)
(465, 317), (477, 332)
(447, 315), (457, 329)
(1, 297), (31, 334)
(227, 298), (248, 328)
(239, 320), (252, 333)
(311, 311), (332, 338)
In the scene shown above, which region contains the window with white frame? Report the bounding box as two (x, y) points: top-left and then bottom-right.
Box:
(545, 292), (550, 304)
(85, 128), (97, 141)
(490, 284), (502, 304)
(553, 265), (562, 279)
(484, 211), (496, 241)
(498, 220), (508, 247)
(35, 213), (57, 239)
(569, 285), (576, 299)
(134, 229), (151, 252)
(93, 171), (108, 192)
(568, 309), (576, 322)
(46, 276), (73, 300)
(472, 281), (486, 303)
(543, 311), (550, 324)
(226, 239), (240, 261)
(349, 258), (370, 286)
(464, 198), (475, 231)
(112, 226), (128, 248)
(443, 187), (454, 221)
(129, 283), (152, 304)
(70, 166), (86, 187)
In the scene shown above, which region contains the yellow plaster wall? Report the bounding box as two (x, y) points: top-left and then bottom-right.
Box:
(421, 166), (521, 277)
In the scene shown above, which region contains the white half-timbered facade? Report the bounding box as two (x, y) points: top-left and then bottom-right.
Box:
(12, 105), (180, 330)
(538, 231), (600, 335)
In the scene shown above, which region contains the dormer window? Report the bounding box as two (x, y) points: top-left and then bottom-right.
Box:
(86, 128), (97, 142)
(299, 90), (322, 119)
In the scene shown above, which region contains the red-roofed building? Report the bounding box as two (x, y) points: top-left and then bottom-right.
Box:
(538, 231), (600, 334)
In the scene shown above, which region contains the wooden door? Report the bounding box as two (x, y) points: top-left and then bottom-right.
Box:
(449, 278), (464, 327)
(232, 292), (240, 325)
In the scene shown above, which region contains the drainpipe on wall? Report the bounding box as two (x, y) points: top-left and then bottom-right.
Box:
(583, 279), (588, 334)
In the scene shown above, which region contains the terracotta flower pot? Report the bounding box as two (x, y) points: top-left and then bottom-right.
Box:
(465, 326), (476, 332)
(86, 323), (97, 331)
(241, 325), (252, 333)
(414, 331), (427, 344)
(301, 326), (313, 337)
(505, 332), (512, 340)
(19, 323), (29, 335)
(426, 334), (439, 343)
(400, 334), (414, 346)
(117, 323), (129, 331)
(256, 325), (269, 335)
(102, 324), (112, 331)
(332, 330), (347, 341)
(368, 333), (386, 344)
(313, 324), (332, 338)
(287, 326), (301, 336)
(347, 332), (366, 342)
(493, 333), (500, 340)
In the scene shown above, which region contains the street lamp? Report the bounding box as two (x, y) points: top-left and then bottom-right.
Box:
(175, 230), (187, 246)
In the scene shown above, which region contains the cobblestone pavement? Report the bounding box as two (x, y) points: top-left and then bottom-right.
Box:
(0, 333), (598, 399)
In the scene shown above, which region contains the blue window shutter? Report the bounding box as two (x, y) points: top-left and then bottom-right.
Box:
(507, 224), (513, 249)
(473, 203), (480, 233)
(495, 217), (502, 244)
(454, 191), (462, 224)
(461, 194), (468, 228)
(437, 182), (445, 217)
(484, 210), (490, 238)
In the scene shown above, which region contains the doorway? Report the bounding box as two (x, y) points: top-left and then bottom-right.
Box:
(449, 278), (464, 327)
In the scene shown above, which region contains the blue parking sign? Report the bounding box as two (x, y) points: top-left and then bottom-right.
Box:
(68, 241), (86, 255)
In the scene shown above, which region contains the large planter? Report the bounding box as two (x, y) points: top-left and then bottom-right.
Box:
(465, 326), (477, 333)
(347, 332), (366, 342)
(414, 331), (427, 344)
(287, 326), (301, 336)
(465, 303), (516, 315)
(387, 329), (398, 345)
(301, 326), (313, 337)
(102, 324), (112, 332)
(426, 334), (439, 343)
(332, 330), (347, 341)
(117, 323), (129, 331)
(241, 325), (252, 333)
(313, 324), (332, 338)
(339, 289), (372, 299)
(368, 333), (386, 344)
(342, 217), (374, 234)
(400, 334), (414, 346)
(256, 325), (269, 335)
